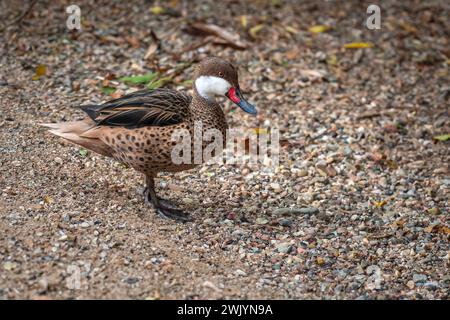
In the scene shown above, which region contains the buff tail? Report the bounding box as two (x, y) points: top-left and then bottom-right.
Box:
(39, 120), (113, 157)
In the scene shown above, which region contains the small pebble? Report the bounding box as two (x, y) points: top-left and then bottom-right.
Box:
(279, 218), (292, 227)
(255, 218), (269, 225)
(413, 274), (427, 283)
(406, 280), (415, 289)
(234, 269), (247, 277)
(80, 222), (90, 228)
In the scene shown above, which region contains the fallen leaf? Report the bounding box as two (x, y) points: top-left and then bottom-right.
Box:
(148, 76), (172, 89)
(104, 73), (116, 81)
(43, 195), (53, 204)
(285, 26), (299, 34)
(240, 15), (248, 28)
(271, 0), (282, 7)
(184, 23), (247, 50)
(439, 226), (450, 235)
(393, 219), (406, 229)
(144, 30), (160, 60)
(3, 262), (16, 271)
(150, 6), (164, 15)
(385, 159), (399, 170)
(433, 134), (450, 142)
(398, 21), (417, 33)
(285, 48), (300, 60)
(180, 79), (193, 86)
(102, 79), (111, 87)
(31, 64), (46, 80)
(249, 24), (265, 38)
(102, 86), (116, 94)
(149, 5), (180, 17)
(373, 200), (387, 208)
(36, 64), (46, 76)
(126, 36), (140, 48)
(344, 42), (374, 49)
(119, 73), (158, 85)
(428, 224), (450, 234)
(111, 90), (123, 99)
(99, 35), (126, 45)
(79, 149), (88, 157)
(280, 139), (304, 149)
(427, 208), (440, 215)
(327, 54), (338, 66)
(308, 25), (330, 33)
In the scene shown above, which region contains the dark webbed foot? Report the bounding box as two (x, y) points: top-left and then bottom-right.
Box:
(155, 206), (191, 222)
(143, 176), (192, 222)
(157, 198), (180, 210)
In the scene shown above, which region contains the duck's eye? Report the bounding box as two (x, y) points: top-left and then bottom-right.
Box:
(218, 71), (224, 77)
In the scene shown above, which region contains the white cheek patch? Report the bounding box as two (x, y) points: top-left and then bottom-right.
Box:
(195, 76), (231, 101)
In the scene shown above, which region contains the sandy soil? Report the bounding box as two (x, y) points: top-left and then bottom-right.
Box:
(0, 0), (449, 299)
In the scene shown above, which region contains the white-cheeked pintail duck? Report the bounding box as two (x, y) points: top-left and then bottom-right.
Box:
(41, 57), (257, 222)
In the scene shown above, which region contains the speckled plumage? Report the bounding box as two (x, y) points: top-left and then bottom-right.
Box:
(41, 57), (254, 222)
(79, 88), (227, 176)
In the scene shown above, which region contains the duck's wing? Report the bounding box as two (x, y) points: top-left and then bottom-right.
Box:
(80, 88), (192, 128)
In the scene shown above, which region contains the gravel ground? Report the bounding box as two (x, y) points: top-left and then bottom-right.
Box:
(0, 0), (449, 299)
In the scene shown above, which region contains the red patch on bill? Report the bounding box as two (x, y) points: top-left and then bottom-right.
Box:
(228, 87), (241, 104)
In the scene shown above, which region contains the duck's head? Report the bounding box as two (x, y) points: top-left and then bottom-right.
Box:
(194, 57), (257, 115)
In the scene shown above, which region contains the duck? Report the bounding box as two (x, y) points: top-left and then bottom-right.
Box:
(41, 57), (257, 222)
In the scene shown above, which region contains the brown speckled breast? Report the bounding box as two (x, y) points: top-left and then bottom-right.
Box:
(100, 97), (227, 176)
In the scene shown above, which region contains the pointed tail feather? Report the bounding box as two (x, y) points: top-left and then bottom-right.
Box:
(39, 120), (113, 157)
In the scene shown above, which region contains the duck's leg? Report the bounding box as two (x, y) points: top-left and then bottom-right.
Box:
(143, 175), (191, 222)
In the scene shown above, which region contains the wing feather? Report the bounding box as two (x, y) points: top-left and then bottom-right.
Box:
(80, 88), (191, 128)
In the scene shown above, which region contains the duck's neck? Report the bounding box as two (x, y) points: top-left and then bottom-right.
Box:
(191, 88), (227, 128)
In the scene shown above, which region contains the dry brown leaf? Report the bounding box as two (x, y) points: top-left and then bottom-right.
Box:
(100, 35), (126, 45)
(184, 23), (247, 50)
(398, 21), (417, 33)
(43, 195), (53, 204)
(111, 90), (124, 99)
(280, 139), (304, 150)
(126, 36), (140, 48)
(425, 224), (450, 235)
(144, 30), (160, 60)
(373, 200), (387, 208)
(104, 73), (116, 81)
(385, 159), (399, 170)
(285, 48), (300, 60)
